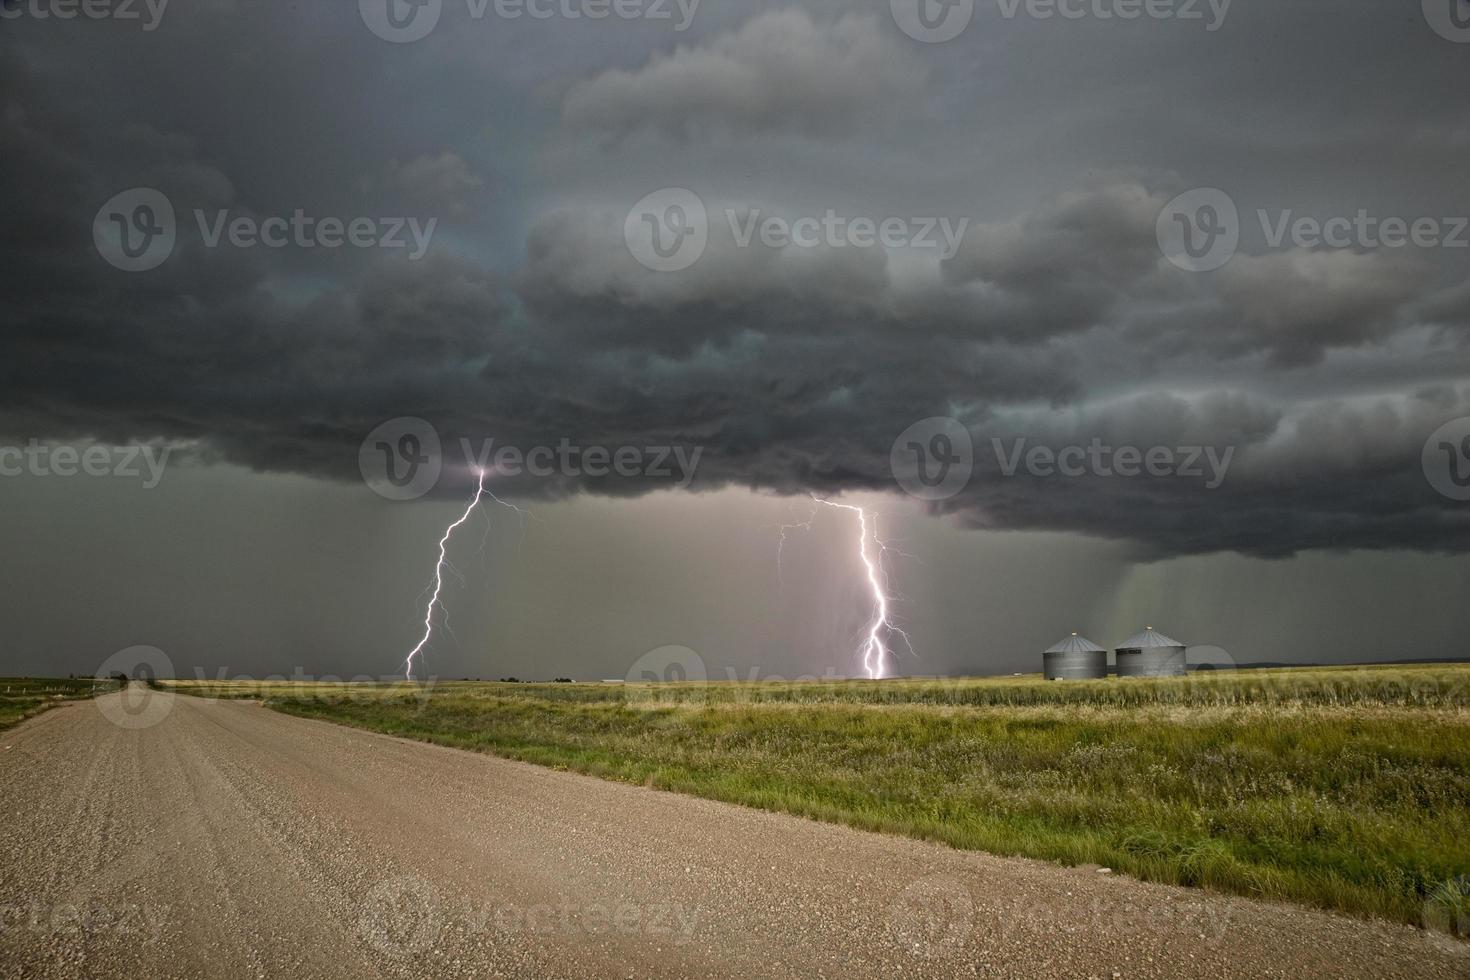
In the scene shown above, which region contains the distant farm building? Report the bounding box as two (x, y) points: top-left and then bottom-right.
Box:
(1043, 633), (1107, 680)
(1115, 627), (1187, 677)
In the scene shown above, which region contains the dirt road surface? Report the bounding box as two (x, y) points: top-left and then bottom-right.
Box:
(0, 691), (1464, 979)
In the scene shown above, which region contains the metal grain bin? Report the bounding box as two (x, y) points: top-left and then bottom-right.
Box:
(1115, 627), (1186, 677)
(1043, 633), (1107, 680)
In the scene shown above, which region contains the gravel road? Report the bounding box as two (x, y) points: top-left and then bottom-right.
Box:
(0, 690), (1464, 979)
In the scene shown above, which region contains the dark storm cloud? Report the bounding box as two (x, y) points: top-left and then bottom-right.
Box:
(939, 385), (1470, 559)
(1213, 251), (1436, 367)
(1, 1), (1468, 561)
(1419, 280), (1470, 331)
(938, 181), (1177, 341)
(362, 153), (487, 218)
(517, 205), (896, 353)
(561, 9), (928, 139)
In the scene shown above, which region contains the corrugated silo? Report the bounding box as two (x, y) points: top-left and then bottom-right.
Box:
(1115, 627), (1186, 677)
(1043, 633), (1107, 680)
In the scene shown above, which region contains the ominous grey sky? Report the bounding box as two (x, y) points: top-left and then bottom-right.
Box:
(2, 0), (1468, 680)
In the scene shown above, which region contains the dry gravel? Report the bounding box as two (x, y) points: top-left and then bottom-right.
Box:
(0, 690), (1465, 979)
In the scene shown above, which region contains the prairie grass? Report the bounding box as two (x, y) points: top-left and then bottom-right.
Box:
(169, 665), (1470, 931)
(0, 676), (120, 730)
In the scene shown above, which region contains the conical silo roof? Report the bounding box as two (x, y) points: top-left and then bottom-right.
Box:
(1118, 626), (1183, 649)
(1045, 633), (1105, 654)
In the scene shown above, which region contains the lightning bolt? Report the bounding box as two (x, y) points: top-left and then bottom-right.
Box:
(779, 495), (916, 680)
(774, 502), (818, 587)
(402, 468), (534, 681)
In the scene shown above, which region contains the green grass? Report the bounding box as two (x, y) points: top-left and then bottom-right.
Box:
(167, 665), (1470, 932)
(0, 676), (121, 730)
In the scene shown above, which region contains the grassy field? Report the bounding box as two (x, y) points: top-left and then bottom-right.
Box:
(0, 676), (121, 730)
(167, 665), (1470, 932)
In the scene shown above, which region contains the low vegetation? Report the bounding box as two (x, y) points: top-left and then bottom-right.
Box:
(0, 676), (121, 730)
(167, 665), (1470, 932)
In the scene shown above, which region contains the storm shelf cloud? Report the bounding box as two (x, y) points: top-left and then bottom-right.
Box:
(1, 0), (1468, 567)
